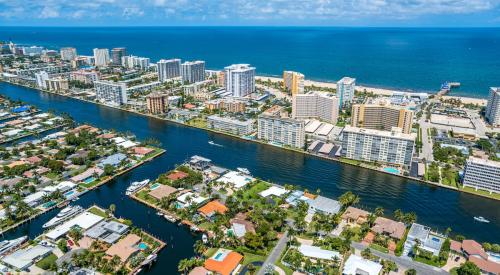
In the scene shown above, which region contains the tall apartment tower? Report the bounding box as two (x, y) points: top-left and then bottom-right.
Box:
(157, 59), (181, 82)
(351, 102), (414, 134)
(111, 47), (127, 66)
(93, 48), (110, 67)
(60, 47), (77, 61)
(224, 64), (256, 97)
(94, 80), (127, 106)
(337, 77), (356, 109)
(146, 92), (169, 114)
(283, 71), (305, 95)
(485, 87), (500, 126)
(181, 61), (205, 84)
(292, 92), (339, 124)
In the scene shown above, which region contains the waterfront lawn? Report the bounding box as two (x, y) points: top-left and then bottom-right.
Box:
(241, 180), (271, 201)
(136, 189), (159, 205)
(187, 117), (207, 129)
(88, 206), (107, 218)
(157, 165), (203, 189)
(461, 186), (500, 200)
(339, 157), (361, 166)
(35, 253), (58, 270)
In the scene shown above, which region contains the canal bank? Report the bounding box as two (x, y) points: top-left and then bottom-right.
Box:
(0, 82), (498, 244)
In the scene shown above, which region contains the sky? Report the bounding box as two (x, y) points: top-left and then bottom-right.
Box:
(1, 0), (500, 27)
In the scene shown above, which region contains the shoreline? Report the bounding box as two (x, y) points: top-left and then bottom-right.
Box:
(1, 81), (498, 202)
(255, 75), (488, 105)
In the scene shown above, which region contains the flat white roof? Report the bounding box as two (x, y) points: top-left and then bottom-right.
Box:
(316, 123), (334, 136)
(343, 125), (415, 140)
(111, 137), (126, 144)
(318, 143), (334, 154)
(46, 212), (104, 240)
(467, 156), (500, 168)
(216, 171), (255, 189)
(343, 254), (382, 275)
(298, 244), (341, 260)
(117, 140), (137, 148)
(305, 120), (322, 133)
(177, 192), (207, 206)
(259, 186), (289, 198)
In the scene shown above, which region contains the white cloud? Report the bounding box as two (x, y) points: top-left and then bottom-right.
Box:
(39, 5), (60, 19)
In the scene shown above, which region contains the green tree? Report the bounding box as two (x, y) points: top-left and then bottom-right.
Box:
(456, 261), (481, 275)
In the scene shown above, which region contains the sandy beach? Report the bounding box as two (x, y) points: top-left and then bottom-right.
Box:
(256, 75), (488, 105)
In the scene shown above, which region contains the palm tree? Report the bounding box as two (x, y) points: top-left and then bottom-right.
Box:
(177, 258), (192, 274)
(393, 209), (404, 222)
(108, 204), (116, 216)
(193, 240), (206, 255)
(403, 212), (417, 225)
(374, 207), (384, 217)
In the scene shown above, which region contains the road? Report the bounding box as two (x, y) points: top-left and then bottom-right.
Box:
(351, 242), (448, 275)
(257, 231), (289, 275)
(418, 117), (434, 162)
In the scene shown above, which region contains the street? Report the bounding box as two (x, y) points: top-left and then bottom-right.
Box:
(256, 231), (289, 275)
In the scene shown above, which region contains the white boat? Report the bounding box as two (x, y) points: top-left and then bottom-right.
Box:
(43, 205), (84, 228)
(208, 141), (223, 147)
(474, 216), (490, 223)
(125, 179), (150, 195)
(142, 254), (157, 266)
(156, 211), (163, 216)
(164, 214), (177, 223)
(0, 236), (27, 255)
(237, 167), (250, 174)
(202, 234), (208, 244)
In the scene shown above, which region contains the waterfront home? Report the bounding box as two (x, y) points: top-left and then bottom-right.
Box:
(259, 186), (289, 198)
(189, 155), (212, 171)
(198, 200), (228, 220)
(216, 171), (255, 190)
(22, 191), (46, 207)
(97, 153), (127, 168)
(131, 146), (154, 157)
(105, 234), (141, 262)
(403, 223), (445, 257)
(342, 254), (382, 275)
(230, 213), (255, 238)
(450, 240), (500, 275)
(166, 170), (189, 181)
(1, 244), (53, 271)
(70, 167), (104, 183)
(85, 220), (130, 244)
(204, 248), (243, 275)
(46, 212), (104, 240)
(341, 206), (369, 226)
(285, 190), (312, 206)
(148, 184), (178, 200)
(371, 217), (406, 240)
(307, 196), (341, 215)
(176, 191), (208, 208)
(189, 266), (210, 275)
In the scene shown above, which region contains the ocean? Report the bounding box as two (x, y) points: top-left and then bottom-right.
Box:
(1, 26), (499, 97)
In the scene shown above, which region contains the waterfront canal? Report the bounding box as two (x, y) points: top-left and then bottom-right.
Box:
(0, 82), (499, 273)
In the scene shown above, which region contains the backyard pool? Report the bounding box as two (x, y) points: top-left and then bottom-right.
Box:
(150, 183), (161, 190)
(383, 167), (400, 175)
(138, 242), (148, 250)
(83, 177), (96, 184)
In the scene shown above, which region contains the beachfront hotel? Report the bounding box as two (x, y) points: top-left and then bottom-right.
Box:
(224, 64), (256, 97)
(181, 60), (206, 84)
(157, 58), (181, 82)
(60, 47), (77, 61)
(337, 77), (356, 109)
(351, 102), (414, 134)
(146, 92), (169, 114)
(93, 48), (110, 67)
(257, 114), (305, 148)
(341, 125), (415, 168)
(94, 80), (128, 106)
(283, 70), (305, 95)
(292, 91), (339, 124)
(463, 156), (500, 193)
(485, 87), (500, 126)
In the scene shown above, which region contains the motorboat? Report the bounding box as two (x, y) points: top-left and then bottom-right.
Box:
(164, 214), (177, 223)
(142, 254), (157, 266)
(125, 179), (150, 195)
(43, 205), (83, 228)
(208, 141), (223, 147)
(474, 216), (490, 223)
(237, 167), (250, 174)
(0, 236), (27, 255)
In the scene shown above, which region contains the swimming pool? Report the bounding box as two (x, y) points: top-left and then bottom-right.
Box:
(150, 183), (161, 190)
(42, 201), (56, 208)
(64, 190), (75, 197)
(137, 242), (148, 250)
(83, 177), (96, 184)
(383, 167), (400, 174)
(214, 252), (223, 260)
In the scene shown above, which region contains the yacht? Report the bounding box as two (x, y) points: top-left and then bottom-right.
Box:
(0, 236), (27, 255)
(125, 179), (150, 195)
(474, 216), (490, 223)
(237, 167), (251, 175)
(164, 214), (177, 223)
(43, 205), (83, 228)
(142, 254), (157, 266)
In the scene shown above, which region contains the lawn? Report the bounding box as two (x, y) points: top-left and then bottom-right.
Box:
(204, 247), (218, 258)
(369, 243), (389, 253)
(88, 206), (107, 218)
(242, 252), (266, 265)
(461, 186), (500, 200)
(414, 255), (441, 267)
(339, 157), (361, 166)
(35, 253), (57, 270)
(241, 181), (271, 201)
(136, 189), (159, 205)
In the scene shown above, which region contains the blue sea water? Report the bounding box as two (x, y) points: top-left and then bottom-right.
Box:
(1, 26), (499, 97)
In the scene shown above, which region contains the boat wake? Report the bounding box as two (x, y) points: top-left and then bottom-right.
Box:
(208, 141), (223, 147)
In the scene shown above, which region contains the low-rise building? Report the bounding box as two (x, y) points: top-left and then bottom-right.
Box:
(463, 157), (500, 193)
(403, 223), (445, 257)
(207, 115), (255, 135)
(204, 248), (243, 275)
(70, 70), (99, 84)
(371, 217), (406, 240)
(206, 98), (246, 113)
(343, 254), (382, 275)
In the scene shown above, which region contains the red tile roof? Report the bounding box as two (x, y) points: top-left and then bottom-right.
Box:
(133, 146), (154, 155)
(462, 240), (488, 259)
(167, 171), (189, 181)
(198, 200), (228, 216)
(204, 250), (243, 275)
(469, 256), (500, 274)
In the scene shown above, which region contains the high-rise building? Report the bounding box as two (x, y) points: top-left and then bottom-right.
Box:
(121, 55), (150, 71)
(69, 70), (100, 84)
(93, 48), (110, 67)
(283, 71), (305, 95)
(351, 102), (414, 134)
(292, 91), (339, 124)
(224, 64), (256, 97)
(157, 59), (181, 82)
(337, 77), (356, 109)
(181, 61), (205, 84)
(111, 47), (127, 66)
(258, 114), (305, 148)
(45, 77), (69, 92)
(146, 92), (168, 114)
(22, 46), (44, 56)
(485, 87), (500, 126)
(60, 47), (77, 61)
(94, 80), (127, 106)
(341, 126), (415, 168)
(35, 71), (49, 89)
(463, 157), (500, 193)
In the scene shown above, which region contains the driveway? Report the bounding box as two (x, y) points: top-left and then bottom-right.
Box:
(257, 231), (289, 275)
